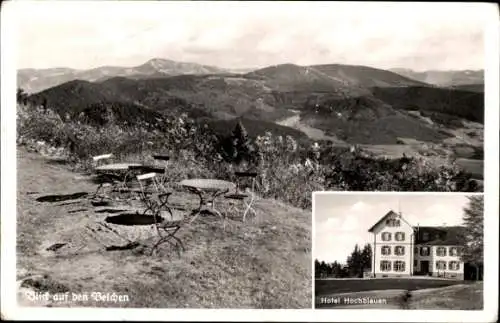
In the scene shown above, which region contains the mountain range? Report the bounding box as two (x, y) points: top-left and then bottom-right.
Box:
(19, 58), (485, 95)
(19, 59), (484, 145)
(18, 58), (232, 94)
(389, 68), (484, 88)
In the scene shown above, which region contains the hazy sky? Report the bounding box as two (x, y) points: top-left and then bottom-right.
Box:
(11, 1), (496, 71)
(314, 193), (478, 264)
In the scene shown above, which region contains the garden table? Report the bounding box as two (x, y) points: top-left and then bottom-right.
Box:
(94, 163), (144, 172)
(178, 179), (236, 225)
(93, 163), (144, 200)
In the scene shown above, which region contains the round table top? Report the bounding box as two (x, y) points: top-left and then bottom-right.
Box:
(95, 163), (143, 171)
(179, 179), (236, 191)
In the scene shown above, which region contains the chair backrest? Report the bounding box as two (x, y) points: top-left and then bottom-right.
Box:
(136, 172), (159, 195)
(92, 153), (113, 167)
(234, 171), (258, 192)
(152, 154), (170, 162)
(129, 165), (165, 174)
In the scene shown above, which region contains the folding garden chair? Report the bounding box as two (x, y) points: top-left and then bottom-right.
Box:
(93, 153), (114, 166)
(91, 153), (118, 200)
(91, 154), (148, 202)
(151, 154), (170, 189)
(135, 172), (191, 257)
(224, 171), (258, 222)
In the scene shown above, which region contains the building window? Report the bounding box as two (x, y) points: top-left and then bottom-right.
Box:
(436, 261), (447, 270)
(381, 246), (391, 255)
(395, 246), (405, 256)
(395, 232), (405, 241)
(394, 261), (405, 272)
(381, 232), (392, 241)
(449, 261), (460, 270)
(449, 247), (459, 256)
(380, 261), (391, 272)
(414, 260), (418, 267)
(414, 246), (419, 254)
(386, 219), (401, 227)
(420, 246), (430, 256)
(422, 232), (429, 241)
(436, 247), (447, 257)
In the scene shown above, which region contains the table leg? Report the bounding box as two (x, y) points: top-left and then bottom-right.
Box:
(210, 190), (229, 228)
(184, 187), (229, 227)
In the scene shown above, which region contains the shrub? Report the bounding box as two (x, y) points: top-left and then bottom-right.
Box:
(16, 101), (482, 210)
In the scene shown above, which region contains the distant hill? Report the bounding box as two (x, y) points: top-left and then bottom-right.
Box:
(371, 86), (484, 123)
(389, 68), (484, 87)
(25, 62), (484, 145)
(297, 94), (452, 145)
(245, 64), (356, 93)
(449, 83), (484, 93)
(226, 67), (257, 74)
(245, 63), (425, 95)
(17, 58), (229, 94)
(28, 80), (123, 115)
(311, 64), (429, 87)
(26, 74), (289, 122)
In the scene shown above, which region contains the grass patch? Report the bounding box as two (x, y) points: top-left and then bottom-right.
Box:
(314, 280), (481, 309)
(407, 282), (483, 310)
(314, 278), (466, 296)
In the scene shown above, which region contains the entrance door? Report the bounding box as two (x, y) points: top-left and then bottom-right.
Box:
(420, 261), (430, 275)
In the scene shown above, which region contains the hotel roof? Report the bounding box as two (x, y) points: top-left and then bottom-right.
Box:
(414, 226), (466, 246)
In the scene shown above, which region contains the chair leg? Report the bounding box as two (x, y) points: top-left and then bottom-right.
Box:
(242, 199), (256, 222)
(93, 184), (103, 200)
(150, 226), (184, 256)
(225, 201), (237, 219)
(150, 235), (184, 257)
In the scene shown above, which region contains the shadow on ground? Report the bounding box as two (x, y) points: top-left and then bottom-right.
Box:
(36, 192), (89, 203)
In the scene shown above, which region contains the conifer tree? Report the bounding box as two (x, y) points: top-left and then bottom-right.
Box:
(230, 120), (254, 164)
(460, 195), (483, 280)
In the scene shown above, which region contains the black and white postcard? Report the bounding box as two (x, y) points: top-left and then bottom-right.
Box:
(1, 1), (498, 322)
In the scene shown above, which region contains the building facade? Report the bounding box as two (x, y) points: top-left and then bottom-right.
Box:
(368, 210), (465, 279)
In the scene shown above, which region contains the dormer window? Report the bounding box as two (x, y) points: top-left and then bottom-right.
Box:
(422, 232), (430, 241)
(395, 232), (405, 241)
(386, 219), (401, 227)
(381, 232), (392, 241)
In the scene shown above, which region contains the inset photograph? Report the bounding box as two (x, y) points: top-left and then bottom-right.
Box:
(313, 192), (484, 310)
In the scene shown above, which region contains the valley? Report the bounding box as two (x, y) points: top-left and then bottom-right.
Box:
(18, 60), (484, 182)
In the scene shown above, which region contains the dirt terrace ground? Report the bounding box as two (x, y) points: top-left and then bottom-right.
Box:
(16, 148), (311, 308)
